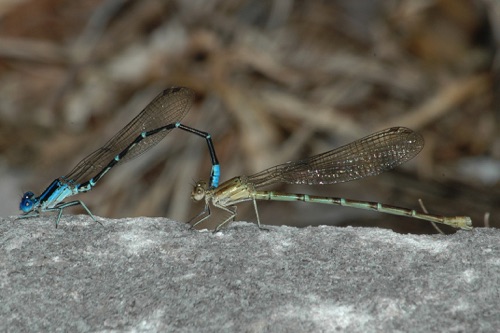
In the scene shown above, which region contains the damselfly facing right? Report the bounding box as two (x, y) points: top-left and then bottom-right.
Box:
(189, 127), (473, 232)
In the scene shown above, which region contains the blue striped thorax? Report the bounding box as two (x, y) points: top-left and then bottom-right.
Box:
(19, 178), (79, 213)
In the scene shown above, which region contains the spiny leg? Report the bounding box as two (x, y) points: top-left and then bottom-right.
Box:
(213, 204), (238, 232)
(77, 200), (100, 225)
(191, 203), (238, 232)
(251, 197), (269, 231)
(189, 204), (212, 229)
(55, 206), (64, 228)
(48, 200), (100, 228)
(16, 211), (41, 221)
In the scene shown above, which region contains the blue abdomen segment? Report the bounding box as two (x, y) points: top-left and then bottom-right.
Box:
(210, 164), (220, 188)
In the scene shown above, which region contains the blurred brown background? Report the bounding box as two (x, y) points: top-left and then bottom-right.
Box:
(0, 0), (498, 232)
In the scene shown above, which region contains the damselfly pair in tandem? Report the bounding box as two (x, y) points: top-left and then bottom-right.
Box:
(19, 88), (472, 231)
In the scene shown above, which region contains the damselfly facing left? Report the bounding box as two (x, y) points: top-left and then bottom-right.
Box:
(189, 127), (472, 232)
(19, 87), (221, 227)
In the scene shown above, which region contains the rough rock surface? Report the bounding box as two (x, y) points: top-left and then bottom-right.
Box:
(1, 216), (497, 332)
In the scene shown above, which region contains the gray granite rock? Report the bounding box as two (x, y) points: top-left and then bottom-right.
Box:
(0, 216), (498, 332)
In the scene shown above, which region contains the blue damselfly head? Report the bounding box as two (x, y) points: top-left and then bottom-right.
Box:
(20, 191), (36, 212)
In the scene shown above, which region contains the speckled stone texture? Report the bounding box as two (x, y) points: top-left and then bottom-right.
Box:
(1, 216), (497, 332)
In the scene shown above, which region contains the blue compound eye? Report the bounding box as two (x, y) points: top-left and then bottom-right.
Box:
(20, 192), (35, 212)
